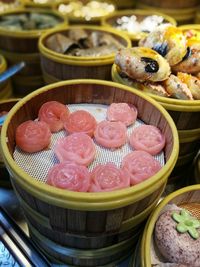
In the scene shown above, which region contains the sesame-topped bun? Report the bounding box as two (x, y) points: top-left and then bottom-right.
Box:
(154, 209), (200, 266)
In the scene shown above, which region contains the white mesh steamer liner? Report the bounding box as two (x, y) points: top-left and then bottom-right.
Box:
(13, 103), (165, 183)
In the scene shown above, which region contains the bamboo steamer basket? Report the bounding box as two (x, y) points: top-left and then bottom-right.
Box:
(101, 9), (176, 45)
(55, 0), (116, 25)
(0, 54), (13, 99)
(139, 185), (200, 267)
(39, 25), (131, 83)
(0, 8), (67, 97)
(136, 3), (196, 25)
(1, 79), (178, 265)
(0, 98), (19, 187)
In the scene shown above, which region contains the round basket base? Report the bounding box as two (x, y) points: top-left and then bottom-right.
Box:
(29, 223), (136, 267)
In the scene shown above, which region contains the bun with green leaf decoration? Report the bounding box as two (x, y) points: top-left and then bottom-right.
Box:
(154, 208), (200, 266)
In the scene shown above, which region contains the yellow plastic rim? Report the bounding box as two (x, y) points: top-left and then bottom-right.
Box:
(0, 54), (7, 73)
(112, 64), (200, 111)
(39, 25), (132, 66)
(0, 98), (20, 105)
(178, 128), (200, 143)
(141, 185), (200, 267)
(179, 24), (200, 31)
(1, 79), (179, 210)
(101, 9), (176, 41)
(0, 8), (67, 38)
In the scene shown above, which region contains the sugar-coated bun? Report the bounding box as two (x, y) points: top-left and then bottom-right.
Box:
(154, 209), (200, 266)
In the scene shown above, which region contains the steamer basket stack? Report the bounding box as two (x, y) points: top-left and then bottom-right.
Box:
(0, 80), (179, 266)
(0, 1), (199, 266)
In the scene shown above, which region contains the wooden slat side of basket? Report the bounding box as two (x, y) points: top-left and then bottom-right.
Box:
(24, 210), (141, 249)
(179, 139), (200, 157)
(0, 35), (39, 53)
(0, 50), (42, 76)
(166, 109), (200, 131)
(41, 55), (113, 81)
(13, 180), (164, 234)
(29, 223), (136, 267)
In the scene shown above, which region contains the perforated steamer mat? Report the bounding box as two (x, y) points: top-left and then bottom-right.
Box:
(13, 103), (165, 184)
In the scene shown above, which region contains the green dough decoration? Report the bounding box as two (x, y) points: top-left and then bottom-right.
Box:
(172, 209), (200, 239)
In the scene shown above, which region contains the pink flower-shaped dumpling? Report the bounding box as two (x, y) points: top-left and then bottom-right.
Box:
(15, 120), (51, 153)
(89, 163), (130, 192)
(94, 120), (127, 149)
(38, 101), (70, 133)
(107, 103), (137, 126)
(129, 125), (165, 155)
(62, 110), (97, 137)
(54, 132), (96, 166)
(47, 162), (90, 192)
(121, 150), (161, 185)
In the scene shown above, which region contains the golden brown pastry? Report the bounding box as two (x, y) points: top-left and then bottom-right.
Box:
(177, 72), (200, 100)
(163, 74), (193, 100)
(139, 26), (187, 66)
(115, 47), (171, 82)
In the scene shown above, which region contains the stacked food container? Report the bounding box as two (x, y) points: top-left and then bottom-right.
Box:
(0, 0), (199, 266)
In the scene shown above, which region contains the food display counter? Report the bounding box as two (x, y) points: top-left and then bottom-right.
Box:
(0, 0), (200, 266)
